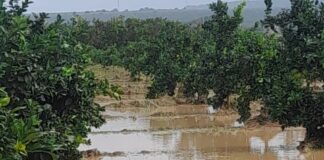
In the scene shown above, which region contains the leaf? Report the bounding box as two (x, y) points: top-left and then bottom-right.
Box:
(0, 26), (7, 34)
(14, 141), (27, 156)
(0, 97), (10, 107)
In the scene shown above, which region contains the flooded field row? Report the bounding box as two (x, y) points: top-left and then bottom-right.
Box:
(80, 105), (324, 160)
(81, 67), (324, 160)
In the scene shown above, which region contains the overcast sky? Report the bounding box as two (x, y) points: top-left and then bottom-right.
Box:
(26, 0), (239, 13)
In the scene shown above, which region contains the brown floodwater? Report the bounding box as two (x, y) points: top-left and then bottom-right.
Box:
(79, 106), (324, 160)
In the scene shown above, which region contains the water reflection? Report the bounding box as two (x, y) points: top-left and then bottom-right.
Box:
(250, 137), (265, 154)
(80, 109), (324, 160)
(267, 129), (306, 160)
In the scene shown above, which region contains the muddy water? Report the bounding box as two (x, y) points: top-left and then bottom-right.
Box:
(79, 106), (324, 160)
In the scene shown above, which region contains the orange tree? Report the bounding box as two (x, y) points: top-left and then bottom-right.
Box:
(255, 0), (324, 147)
(183, 0), (246, 104)
(188, 0), (324, 148)
(0, 0), (120, 159)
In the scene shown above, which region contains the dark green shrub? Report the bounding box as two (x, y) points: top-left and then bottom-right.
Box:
(0, 0), (121, 159)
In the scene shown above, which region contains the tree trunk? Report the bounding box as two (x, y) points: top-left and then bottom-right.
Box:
(302, 126), (324, 149)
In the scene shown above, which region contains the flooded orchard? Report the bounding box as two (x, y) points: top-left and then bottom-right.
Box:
(80, 67), (324, 160)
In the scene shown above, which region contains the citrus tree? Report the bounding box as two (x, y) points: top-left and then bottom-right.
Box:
(254, 0), (324, 147)
(183, 0), (246, 104)
(0, 0), (121, 159)
(191, 0), (324, 148)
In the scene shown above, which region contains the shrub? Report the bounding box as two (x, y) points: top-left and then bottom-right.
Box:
(0, 0), (120, 159)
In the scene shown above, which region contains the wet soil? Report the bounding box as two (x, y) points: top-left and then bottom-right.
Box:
(81, 66), (324, 160)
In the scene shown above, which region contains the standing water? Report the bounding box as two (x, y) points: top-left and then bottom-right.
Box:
(79, 105), (324, 160)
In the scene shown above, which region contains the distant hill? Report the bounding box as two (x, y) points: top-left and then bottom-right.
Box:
(44, 0), (291, 27)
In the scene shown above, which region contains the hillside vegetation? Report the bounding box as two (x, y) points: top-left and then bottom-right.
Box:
(45, 0), (291, 27)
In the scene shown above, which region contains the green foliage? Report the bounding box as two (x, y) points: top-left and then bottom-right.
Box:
(184, 0), (246, 104)
(188, 0), (324, 147)
(258, 0), (324, 147)
(0, 0), (121, 159)
(185, 0), (324, 148)
(203, 0), (245, 50)
(3, 0), (321, 151)
(186, 0), (324, 148)
(144, 21), (198, 98)
(0, 89), (60, 160)
(0, 88), (10, 107)
(77, 17), (201, 98)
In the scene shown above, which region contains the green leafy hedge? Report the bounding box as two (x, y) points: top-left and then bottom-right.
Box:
(0, 0), (121, 159)
(75, 0), (324, 148)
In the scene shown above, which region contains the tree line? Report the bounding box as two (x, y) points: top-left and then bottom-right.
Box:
(0, 0), (323, 159)
(76, 0), (324, 148)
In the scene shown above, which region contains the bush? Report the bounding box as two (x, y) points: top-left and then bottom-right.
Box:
(0, 0), (120, 159)
(1, 88), (62, 159)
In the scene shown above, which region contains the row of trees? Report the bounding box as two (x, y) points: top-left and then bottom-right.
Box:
(0, 0), (323, 159)
(73, 0), (324, 148)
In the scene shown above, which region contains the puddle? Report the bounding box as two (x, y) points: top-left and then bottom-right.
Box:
(207, 105), (218, 114)
(80, 132), (181, 153)
(80, 108), (324, 160)
(91, 117), (149, 132)
(233, 121), (245, 128)
(149, 115), (237, 130)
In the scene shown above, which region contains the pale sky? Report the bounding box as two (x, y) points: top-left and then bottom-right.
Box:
(26, 0), (240, 13)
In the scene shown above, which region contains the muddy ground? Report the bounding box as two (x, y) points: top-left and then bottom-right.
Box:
(80, 66), (324, 160)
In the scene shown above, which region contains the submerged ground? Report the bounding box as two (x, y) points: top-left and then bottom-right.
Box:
(80, 66), (324, 160)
